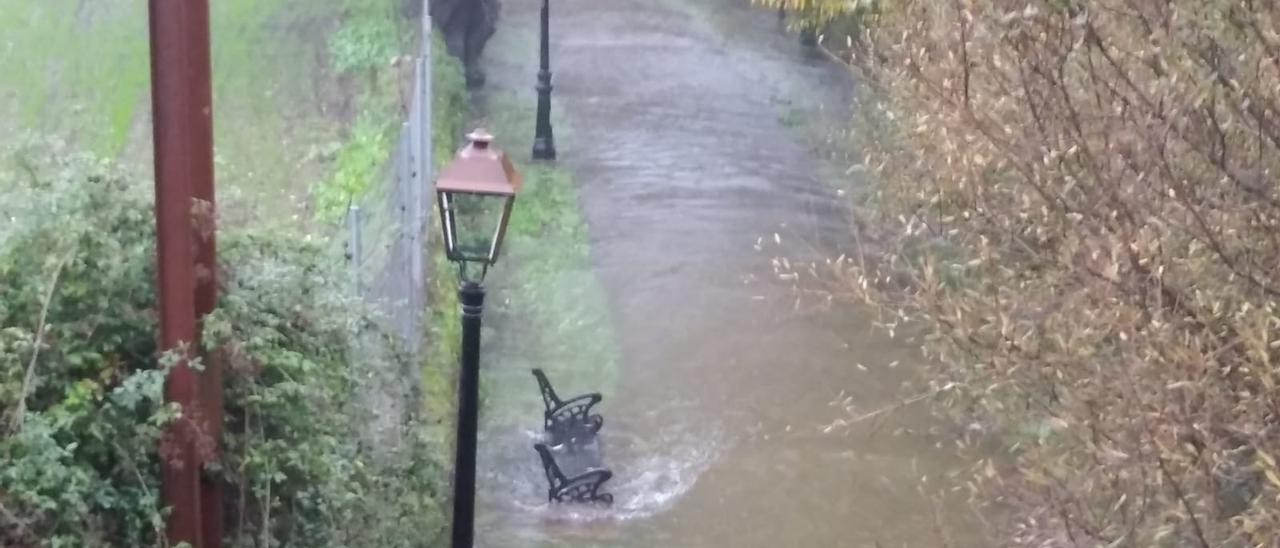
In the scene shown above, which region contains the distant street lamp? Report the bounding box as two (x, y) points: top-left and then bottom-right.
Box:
(436, 129), (522, 548)
(531, 0), (556, 160)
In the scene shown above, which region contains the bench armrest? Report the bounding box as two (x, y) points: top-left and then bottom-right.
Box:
(545, 392), (603, 433)
(554, 469), (614, 505)
(534, 443), (614, 506)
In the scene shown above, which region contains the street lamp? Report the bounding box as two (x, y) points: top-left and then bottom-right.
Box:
(436, 129), (522, 548)
(531, 0), (556, 161)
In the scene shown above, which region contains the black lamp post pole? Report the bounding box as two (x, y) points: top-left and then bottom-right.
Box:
(451, 280), (485, 548)
(531, 0), (556, 160)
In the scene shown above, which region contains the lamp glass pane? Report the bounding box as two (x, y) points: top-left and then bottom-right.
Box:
(447, 191), (508, 262)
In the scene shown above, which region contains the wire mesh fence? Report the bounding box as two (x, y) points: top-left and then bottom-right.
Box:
(342, 12), (436, 452)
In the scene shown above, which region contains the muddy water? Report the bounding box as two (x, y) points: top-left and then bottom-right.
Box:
(473, 0), (984, 546)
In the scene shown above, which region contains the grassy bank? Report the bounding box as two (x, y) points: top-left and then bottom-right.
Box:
(460, 91), (621, 427)
(420, 39), (468, 453)
(0, 0), (403, 226)
(0, 0), (148, 154)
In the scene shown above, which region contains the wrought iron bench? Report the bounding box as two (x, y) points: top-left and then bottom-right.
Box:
(533, 443), (614, 505)
(532, 368), (603, 447)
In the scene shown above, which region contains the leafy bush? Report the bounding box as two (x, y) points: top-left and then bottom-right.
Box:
(1, 142), (168, 546)
(758, 0), (881, 35)
(313, 0), (404, 224)
(1, 142), (447, 546)
(421, 33), (467, 437)
(431, 34), (467, 171)
(312, 111), (394, 222)
(211, 231), (447, 547)
(312, 1), (468, 225)
(328, 15), (402, 75)
(836, 0), (1280, 544)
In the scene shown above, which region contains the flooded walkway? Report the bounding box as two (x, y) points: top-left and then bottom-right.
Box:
(474, 0), (983, 545)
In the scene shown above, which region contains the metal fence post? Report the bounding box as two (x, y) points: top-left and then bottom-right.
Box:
(408, 70), (425, 356)
(416, 10), (434, 358)
(348, 205), (362, 297)
(394, 125), (415, 351)
(421, 9), (433, 231)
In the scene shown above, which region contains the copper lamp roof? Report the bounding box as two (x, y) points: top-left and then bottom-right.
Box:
(436, 129), (522, 196)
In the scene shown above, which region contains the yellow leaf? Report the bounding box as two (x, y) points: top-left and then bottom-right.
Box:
(1265, 468), (1280, 489)
(1258, 450), (1278, 469)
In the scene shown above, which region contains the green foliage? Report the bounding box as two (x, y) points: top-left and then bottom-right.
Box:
(421, 38), (466, 432)
(209, 231), (446, 547)
(328, 16), (401, 74)
(312, 112), (394, 222)
(421, 248), (461, 447)
(761, 0), (882, 32)
(312, 31), (466, 226)
(1, 140), (447, 546)
(0, 142), (172, 546)
(431, 34), (468, 171)
(0, 0), (411, 223)
(0, 0), (149, 155)
(311, 0), (435, 225)
(2, 4), (466, 545)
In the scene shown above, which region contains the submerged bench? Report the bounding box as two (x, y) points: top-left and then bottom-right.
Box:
(534, 443), (614, 505)
(532, 368), (603, 447)
(530, 369), (613, 506)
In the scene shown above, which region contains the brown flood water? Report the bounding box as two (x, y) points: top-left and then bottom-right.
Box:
(471, 0), (988, 546)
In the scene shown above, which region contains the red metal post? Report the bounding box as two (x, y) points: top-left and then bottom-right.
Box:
(148, 0), (215, 545)
(184, 0), (222, 546)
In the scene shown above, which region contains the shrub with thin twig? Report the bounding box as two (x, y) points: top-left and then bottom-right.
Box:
(821, 1), (1280, 544)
